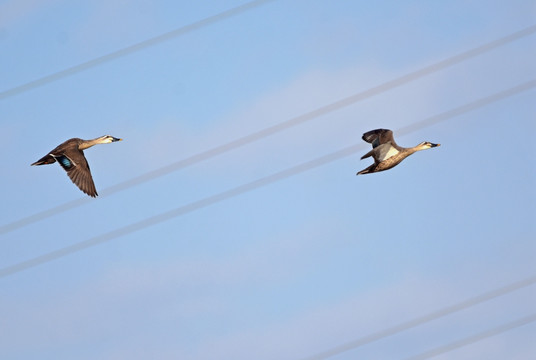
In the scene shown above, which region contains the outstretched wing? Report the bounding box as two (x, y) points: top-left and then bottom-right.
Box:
(362, 129), (397, 148)
(53, 151), (98, 197)
(360, 129), (400, 164)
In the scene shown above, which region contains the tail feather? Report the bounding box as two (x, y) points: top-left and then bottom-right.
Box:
(31, 154), (56, 166)
(356, 164), (375, 175)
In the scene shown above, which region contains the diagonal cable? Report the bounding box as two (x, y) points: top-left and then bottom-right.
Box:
(0, 80), (534, 278)
(0, 0), (277, 100)
(299, 276), (536, 360)
(402, 314), (536, 360)
(1, 26), (535, 235)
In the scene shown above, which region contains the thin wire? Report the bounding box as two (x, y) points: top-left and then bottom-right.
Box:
(1, 80), (534, 278)
(0, 0), (277, 100)
(299, 276), (536, 360)
(2, 27), (535, 235)
(402, 314), (536, 360)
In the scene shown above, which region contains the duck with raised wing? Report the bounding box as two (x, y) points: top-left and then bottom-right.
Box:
(31, 135), (122, 197)
(357, 129), (439, 175)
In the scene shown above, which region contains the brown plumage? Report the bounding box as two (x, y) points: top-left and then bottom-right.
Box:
(357, 129), (440, 175)
(31, 135), (122, 197)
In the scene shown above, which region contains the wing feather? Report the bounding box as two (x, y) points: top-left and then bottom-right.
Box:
(362, 129), (397, 148)
(55, 150), (98, 197)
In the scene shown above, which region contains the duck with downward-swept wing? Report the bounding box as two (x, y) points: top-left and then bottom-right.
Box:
(32, 135), (122, 197)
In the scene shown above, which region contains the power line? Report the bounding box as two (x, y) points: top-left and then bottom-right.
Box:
(299, 276), (536, 360)
(1, 80), (534, 278)
(0, 0), (277, 100)
(402, 314), (536, 360)
(1, 27), (535, 235)
(1, 18), (533, 101)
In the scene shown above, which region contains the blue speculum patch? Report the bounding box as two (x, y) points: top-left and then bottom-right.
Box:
(57, 155), (72, 169)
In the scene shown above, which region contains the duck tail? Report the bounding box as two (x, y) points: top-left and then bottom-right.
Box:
(356, 164), (375, 175)
(31, 154), (56, 166)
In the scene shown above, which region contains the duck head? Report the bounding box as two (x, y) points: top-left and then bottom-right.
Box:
(99, 135), (123, 143)
(417, 141), (440, 150)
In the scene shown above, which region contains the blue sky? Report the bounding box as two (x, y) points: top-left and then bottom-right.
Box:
(1, 1), (535, 359)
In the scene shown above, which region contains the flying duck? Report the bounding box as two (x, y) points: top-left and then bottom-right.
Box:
(31, 135), (122, 197)
(357, 129), (439, 175)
